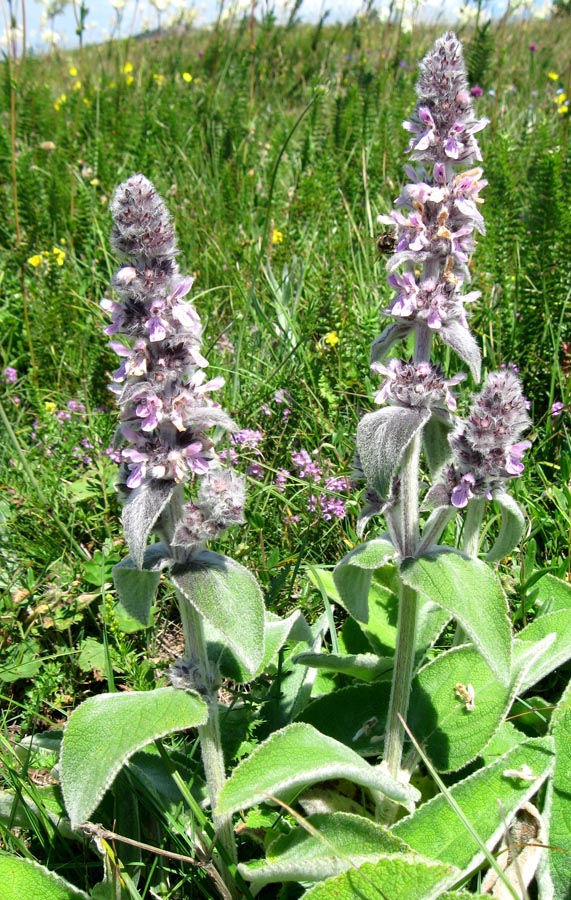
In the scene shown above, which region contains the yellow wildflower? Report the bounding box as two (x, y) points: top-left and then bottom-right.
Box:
(558, 104), (569, 115)
(123, 61), (133, 74)
(54, 93), (67, 111)
(72, 80), (82, 91)
(182, 72), (193, 83)
(272, 229), (284, 244)
(548, 72), (559, 81)
(153, 73), (165, 85)
(125, 75), (134, 86)
(52, 247), (66, 266)
(83, 97), (91, 107)
(28, 254), (44, 268)
(45, 401), (56, 413)
(68, 65), (78, 77)
(324, 331), (340, 347)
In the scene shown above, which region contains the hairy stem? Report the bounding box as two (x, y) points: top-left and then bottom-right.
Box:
(453, 496), (486, 645)
(177, 595), (237, 873)
(384, 432), (421, 780)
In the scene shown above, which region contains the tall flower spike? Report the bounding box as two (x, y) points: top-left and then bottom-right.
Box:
(102, 174), (236, 497)
(375, 32), (488, 380)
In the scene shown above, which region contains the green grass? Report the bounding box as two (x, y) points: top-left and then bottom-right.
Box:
(1, 8), (571, 896)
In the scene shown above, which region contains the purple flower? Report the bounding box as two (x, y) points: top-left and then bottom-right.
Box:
(442, 369), (532, 504)
(371, 359), (463, 412)
(529, 42), (537, 52)
(105, 175), (236, 494)
(470, 85), (484, 98)
(3, 366), (17, 383)
(232, 429), (264, 449)
(274, 468), (289, 491)
(505, 441), (532, 475)
(551, 401), (565, 418)
(292, 449), (322, 480)
(67, 400), (86, 414)
(451, 473), (475, 508)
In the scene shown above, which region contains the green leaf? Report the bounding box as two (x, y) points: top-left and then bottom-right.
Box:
(408, 646), (515, 772)
(439, 319), (481, 381)
(259, 615), (329, 736)
(309, 565), (399, 655)
(333, 539), (395, 622)
(77, 638), (121, 675)
(370, 322), (413, 363)
(172, 550), (265, 677)
(216, 722), (420, 816)
(0, 856), (90, 900)
(122, 480), (175, 569)
(393, 737), (554, 877)
(535, 573), (571, 614)
(357, 406), (431, 500)
(208, 609), (311, 683)
(542, 676), (571, 900)
(293, 651), (393, 682)
(514, 609), (571, 692)
(301, 854), (456, 900)
(296, 682), (391, 756)
(480, 722), (526, 765)
(485, 493), (525, 564)
(239, 812), (409, 888)
(422, 415), (454, 477)
(60, 687), (208, 827)
(112, 546), (171, 632)
(400, 549), (512, 685)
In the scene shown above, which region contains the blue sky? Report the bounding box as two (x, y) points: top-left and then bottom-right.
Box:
(17, 0), (547, 52)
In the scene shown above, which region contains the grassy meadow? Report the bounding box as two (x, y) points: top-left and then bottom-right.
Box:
(1, 6), (571, 897)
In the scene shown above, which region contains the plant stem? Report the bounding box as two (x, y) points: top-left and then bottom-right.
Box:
(453, 496), (486, 645)
(462, 496), (486, 559)
(383, 432), (421, 780)
(177, 593), (237, 871)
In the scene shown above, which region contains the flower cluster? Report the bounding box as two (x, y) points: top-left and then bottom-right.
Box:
(437, 368), (531, 507)
(103, 174), (235, 492)
(172, 466), (246, 549)
(371, 359), (462, 413)
(377, 32), (488, 375)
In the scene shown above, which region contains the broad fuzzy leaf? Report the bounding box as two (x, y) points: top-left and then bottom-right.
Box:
(357, 406), (431, 500)
(172, 550), (265, 677)
(239, 812), (409, 887)
(296, 681), (391, 756)
(400, 548), (512, 685)
(206, 608), (311, 683)
(122, 480), (175, 568)
(259, 615), (329, 736)
(112, 546), (172, 631)
(514, 609), (571, 693)
(439, 319), (481, 381)
(408, 646), (516, 772)
(534, 573), (571, 614)
(216, 722), (420, 816)
(541, 676), (571, 900)
(370, 322), (413, 363)
(485, 493), (525, 564)
(60, 688), (208, 827)
(0, 856), (90, 900)
(394, 737), (554, 879)
(422, 415), (454, 477)
(333, 538), (395, 623)
(301, 854), (456, 900)
(293, 651), (393, 682)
